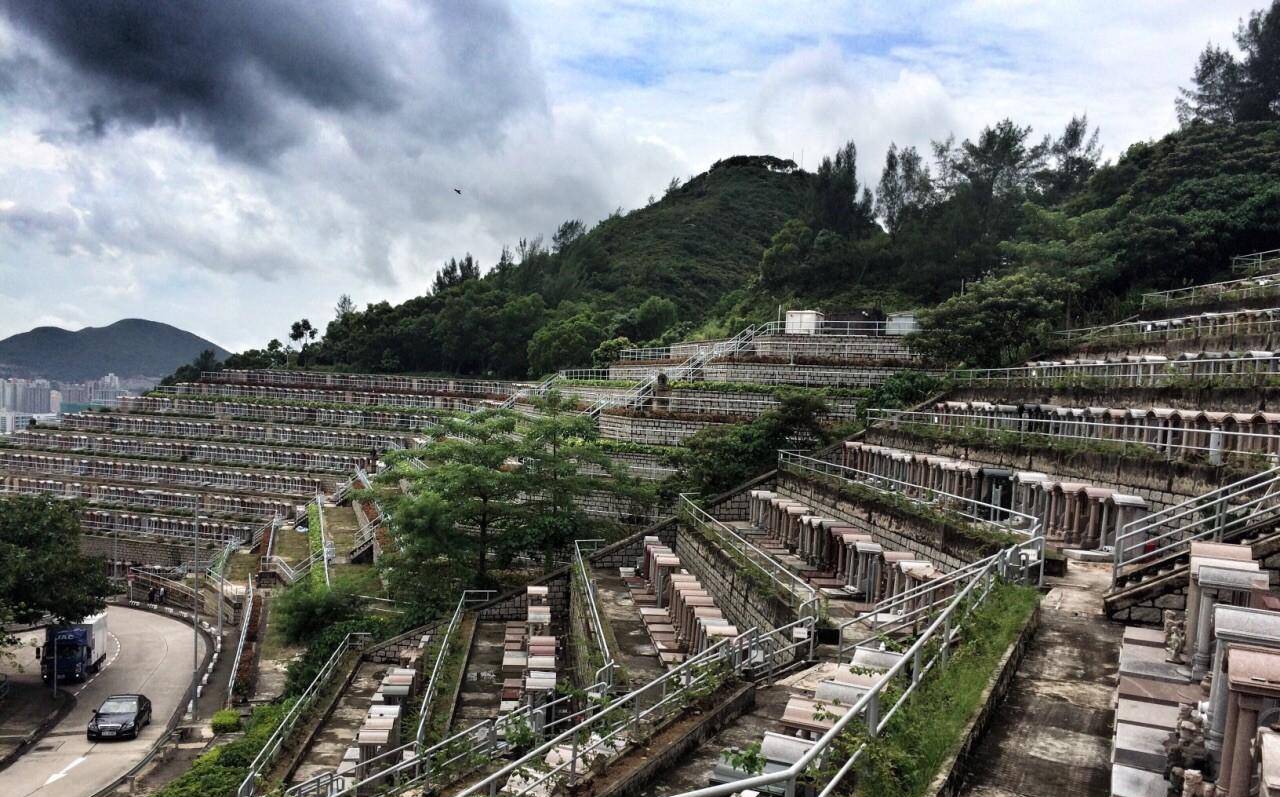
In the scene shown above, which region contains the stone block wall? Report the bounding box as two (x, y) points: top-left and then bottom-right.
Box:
(751, 334), (917, 362)
(772, 472), (1001, 571)
(83, 532), (222, 567)
(598, 413), (723, 445)
(701, 362), (907, 388)
(477, 573), (571, 637)
(673, 521), (797, 633)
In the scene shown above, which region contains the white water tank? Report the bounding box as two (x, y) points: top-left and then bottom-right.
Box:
(784, 310), (824, 335)
(885, 311), (919, 336)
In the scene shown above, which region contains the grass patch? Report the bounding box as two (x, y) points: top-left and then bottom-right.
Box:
(818, 582), (1038, 797)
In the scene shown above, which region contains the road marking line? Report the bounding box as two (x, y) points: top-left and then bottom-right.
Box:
(43, 755), (87, 785)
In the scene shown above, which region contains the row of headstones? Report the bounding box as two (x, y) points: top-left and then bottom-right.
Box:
(174, 380), (479, 412)
(2, 474), (296, 520)
(116, 395), (440, 434)
(498, 586), (558, 720)
(747, 489), (943, 609)
(841, 441), (1148, 550)
(622, 537), (740, 666)
(927, 400), (1280, 462)
(1116, 541), (1278, 797)
(12, 429), (373, 473)
(61, 410), (410, 453)
(333, 633), (434, 789)
(0, 449), (329, 497)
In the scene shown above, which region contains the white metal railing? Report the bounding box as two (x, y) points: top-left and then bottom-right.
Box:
(1055, 307), (1280, 343)
(951, 353), (1280, 388)
(574, 539), (617, 687)
(500, 373), (562, 409)
(679, 494), (821, 621)
(1233, 248), (1280, 274)
(414, 591), (494, 744)
(225, 580), (255, 702)
(557, 368), (622, 381)
(616, 321), (919, 362)
(1112, 467), (1280, 584)
(1141, 271), (1280, 309)
(238, 632), (371, 797)
(866, 407), (1280, 466)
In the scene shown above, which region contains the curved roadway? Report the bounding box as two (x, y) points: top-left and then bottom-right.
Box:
(0, 605), (207, 797)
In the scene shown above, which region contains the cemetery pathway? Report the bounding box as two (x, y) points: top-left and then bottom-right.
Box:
(958, 561), (1120, 797)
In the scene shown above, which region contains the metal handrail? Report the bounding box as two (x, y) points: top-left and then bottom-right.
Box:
(776, 451), (1039, 538)
(1233, 248), (1280, 273)
(225, 581), (255, 702)
(951, 353), (1280, 388)
(314, 496), (331, 589)
(866, 407), (1280, 465)
(678, 494), (820, 620)
(237, 632), (371, 797)
(669, 529), (1040, 797)
(574, 539), (617, 687)
(1055, 308), (1280, 343)
(1112, 466), (1280, 582)
(1141, 271), (1280, 309)
(415, 590), (494, 745)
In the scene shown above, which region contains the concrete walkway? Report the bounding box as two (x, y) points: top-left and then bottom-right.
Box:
(291, 660), (386, 786)
(594, 572), (665, 689)
(450, 621), (503, 733)
(959, 561), (1120, 797)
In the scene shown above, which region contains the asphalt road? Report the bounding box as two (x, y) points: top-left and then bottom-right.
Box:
(0, 605), (206, 797)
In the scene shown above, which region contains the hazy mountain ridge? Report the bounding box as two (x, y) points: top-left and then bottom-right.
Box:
(0, 318), (230, 381)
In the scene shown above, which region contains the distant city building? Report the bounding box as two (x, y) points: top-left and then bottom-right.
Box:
(0, 411), (57, 435)
(0, 374), (135, 416)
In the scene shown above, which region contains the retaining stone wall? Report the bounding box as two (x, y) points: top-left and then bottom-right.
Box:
(83, 533), (223, 567)
(673, 519), (797, 632)
(773, 472), (999, 571)
(752, 334), (916, 361)
(598, 413), (723, 445)
(701, 362), (906, 388)
(477, 574), (571, 637)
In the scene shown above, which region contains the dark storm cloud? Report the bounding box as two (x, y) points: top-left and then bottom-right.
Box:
(1, 0), (400, 160)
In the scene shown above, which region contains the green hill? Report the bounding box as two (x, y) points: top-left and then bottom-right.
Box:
(0, 318), (230, 381)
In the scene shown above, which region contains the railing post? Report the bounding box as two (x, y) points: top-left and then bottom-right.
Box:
(866, 691), (880, 737)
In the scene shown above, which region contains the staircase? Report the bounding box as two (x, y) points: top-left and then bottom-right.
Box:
(583, 324), (761, 419)
(1104, 467), (1280, 618)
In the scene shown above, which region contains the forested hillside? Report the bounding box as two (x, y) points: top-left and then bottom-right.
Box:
(188, 1), (1280, 377)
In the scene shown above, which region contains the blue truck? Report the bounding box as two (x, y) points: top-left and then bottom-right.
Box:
(39, 613), (109, 683)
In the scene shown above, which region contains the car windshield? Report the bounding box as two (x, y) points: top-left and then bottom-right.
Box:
(98, 698), (137, 714)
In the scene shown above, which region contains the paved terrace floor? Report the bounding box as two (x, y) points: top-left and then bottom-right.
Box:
(594, 571), (666, 689)
(450, 621), (503, 734)
(959, 561), (1119, 797)
(291, 660), (386, 786)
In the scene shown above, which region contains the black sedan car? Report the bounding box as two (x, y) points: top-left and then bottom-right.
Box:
(87, 694), (152, 740)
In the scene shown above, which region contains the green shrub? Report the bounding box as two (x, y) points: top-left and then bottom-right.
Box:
(210, 709), (241, 734)
(153, 701), (291, 797)
(272, 581), (361, 645)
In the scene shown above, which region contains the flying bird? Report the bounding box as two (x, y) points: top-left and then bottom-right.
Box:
(454, 188), (462, 195)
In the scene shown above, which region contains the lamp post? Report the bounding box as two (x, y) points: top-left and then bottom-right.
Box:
(189, 497), (200, 719)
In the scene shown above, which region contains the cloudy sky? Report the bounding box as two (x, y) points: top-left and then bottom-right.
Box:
(0, 0), (1262, 351)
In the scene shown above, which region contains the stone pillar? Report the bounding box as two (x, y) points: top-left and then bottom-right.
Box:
(1208, 644), (1230, 768)
(1194, 589), (1218, 679)
(1228, 701), (1259, 797)
(1218, 690), (1242, 794)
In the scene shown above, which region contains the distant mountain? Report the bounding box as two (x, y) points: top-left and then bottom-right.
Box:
(0, 319), (230, 382)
